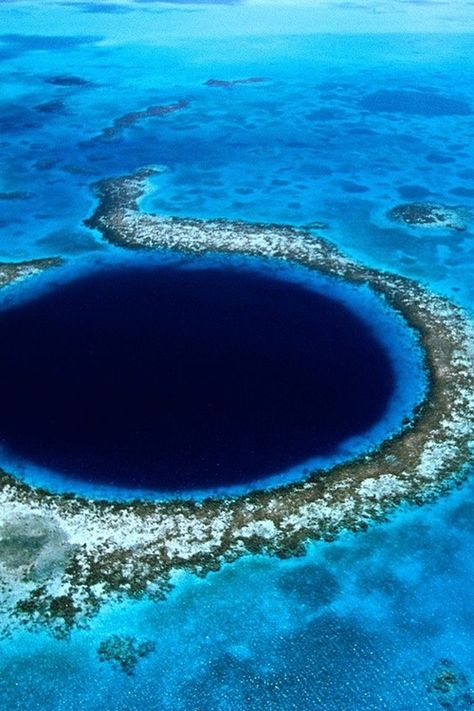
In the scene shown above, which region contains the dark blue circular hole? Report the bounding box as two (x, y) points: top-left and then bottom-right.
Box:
(0, 261), (394, 492)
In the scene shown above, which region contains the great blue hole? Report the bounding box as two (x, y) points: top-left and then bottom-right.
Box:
(0, 261), (395, 493)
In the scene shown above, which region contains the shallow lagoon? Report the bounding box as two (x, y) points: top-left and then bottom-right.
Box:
(0, 1), (474, 709)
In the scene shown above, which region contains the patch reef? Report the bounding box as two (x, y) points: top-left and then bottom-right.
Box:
(0, 168), (473, 636)
(387, 202), (470, 231)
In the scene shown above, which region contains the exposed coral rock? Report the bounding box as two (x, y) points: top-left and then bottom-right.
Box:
(0, 173), (473, 635)
(0, 514), (72, 579)
(0, 257), (62, 288)
(387, 202), (469, 231)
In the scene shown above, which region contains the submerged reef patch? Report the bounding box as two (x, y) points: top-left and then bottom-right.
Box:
(0, 171), (473, 635)
(0, 191), (32, 201)
(34, 99), (66, 114)
(425, 659), (474, 709)
(387, 202), (469, 231)
(44, 74), (93, 87)
(91, 100), (189, 142)
(0, 34), (101, 57)
(360, 89), (472, 116)
(98, 634), (156, 675)
(204, 77), (267, 88)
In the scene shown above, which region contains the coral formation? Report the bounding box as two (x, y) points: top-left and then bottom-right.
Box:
(45, 75), (92, 86)
(426, 659), (474, 710)
(98, 634), (156, 675)
(0, 172), (473, 634)
(93, 101), (189, 142)
(387, 203), (469, 231)
(205, 77), (267, 88)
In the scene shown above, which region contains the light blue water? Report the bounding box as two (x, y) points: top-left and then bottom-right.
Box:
(1, 18), (474, 302)
(0, 1), (474, 709)
(2, 480), (474, 710)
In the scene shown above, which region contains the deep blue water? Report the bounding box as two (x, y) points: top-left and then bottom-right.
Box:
(0, 260), (393, 491)
(0, 1), (474, 709)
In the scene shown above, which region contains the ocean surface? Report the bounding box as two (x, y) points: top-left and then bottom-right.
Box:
(0, 0), (473, 708)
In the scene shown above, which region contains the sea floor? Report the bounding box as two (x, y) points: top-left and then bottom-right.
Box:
(0, 1), (474, 708)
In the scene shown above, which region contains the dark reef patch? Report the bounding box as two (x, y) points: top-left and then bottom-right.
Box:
(425, 659), (474, 710)
(36, 228), (105, 254)
(34, 99), (66, 114)
(426, 152), (455, 165)
(307, 108), (345, 121)
(98, 635), (156, 675)
(387, 202), (468, 231)
(277, 563), (340, 608)
(0, 191), (32, 200)
(0, 261), (394, 492)
(64, 1), (134, 13)
(0, 103), (40, 133)
(205, 77), (267, 88)
(450, 186), (474, 198)
(0, 34), (101, 56)
(33, 159), (58, 171)
(339, 180), (369, 194)
(44, 75), (93, 87)
(91, 100), (189, 142)
(397, 185), (432, 200)
(361, 90), (471, 116)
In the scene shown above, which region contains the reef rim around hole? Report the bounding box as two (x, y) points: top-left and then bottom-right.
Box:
(0, 168), (473, 636)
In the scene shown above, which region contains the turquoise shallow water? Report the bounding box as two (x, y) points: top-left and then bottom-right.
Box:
(0, 1), (474, 708)
(3, 478), (474, 710)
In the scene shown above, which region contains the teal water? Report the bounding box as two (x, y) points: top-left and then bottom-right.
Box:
(0, 1), (474, 708)
(3, 479), (474, 710)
